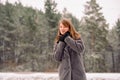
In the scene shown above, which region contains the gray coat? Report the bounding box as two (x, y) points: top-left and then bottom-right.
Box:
(54, 36), (87, 80)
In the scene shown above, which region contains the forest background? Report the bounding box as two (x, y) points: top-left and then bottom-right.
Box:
(0, 0), (120, 72)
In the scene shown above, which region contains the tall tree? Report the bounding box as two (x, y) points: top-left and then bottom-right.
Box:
(115, 18), (120, 72)
(82, 0), (109, 72)
(0, 1), (16, 66)
(44, 0), (60, 51)
(44, 0), (57, 28)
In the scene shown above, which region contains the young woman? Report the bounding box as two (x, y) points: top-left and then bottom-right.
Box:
(54, 18), (87, 80)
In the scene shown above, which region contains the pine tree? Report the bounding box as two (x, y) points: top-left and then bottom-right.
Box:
(84, 0), (108, 52)
(44, 0), (60, 51)
(115, 18), (120, 72)
(44, 0), (58, 28)
(83, 0), (109, 72)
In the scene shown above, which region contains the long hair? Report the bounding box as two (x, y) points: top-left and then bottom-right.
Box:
(55, 18), (80, 43)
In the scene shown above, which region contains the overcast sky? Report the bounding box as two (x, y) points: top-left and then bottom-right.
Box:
(1, 0), (120, 28)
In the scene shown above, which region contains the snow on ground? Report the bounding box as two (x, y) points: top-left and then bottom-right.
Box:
(0, 72), (120, 80)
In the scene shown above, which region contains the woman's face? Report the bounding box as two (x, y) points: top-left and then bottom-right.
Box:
(59, 23), (69, 35)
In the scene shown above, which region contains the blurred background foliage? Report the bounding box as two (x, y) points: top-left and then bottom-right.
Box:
(0, 0), (120, 72)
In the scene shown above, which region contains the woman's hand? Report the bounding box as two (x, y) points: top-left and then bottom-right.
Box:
(59, 31), (70, 42)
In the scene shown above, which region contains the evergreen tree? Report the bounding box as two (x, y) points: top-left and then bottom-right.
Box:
(0, 1), (16, 66)
(44, 0), (61, 51)
(115, 18), (120, 72)
(82, 0), (109, 72)
(44, 0), (57, 27)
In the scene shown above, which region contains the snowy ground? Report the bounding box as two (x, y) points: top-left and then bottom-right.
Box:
(0, 72), (120, 80)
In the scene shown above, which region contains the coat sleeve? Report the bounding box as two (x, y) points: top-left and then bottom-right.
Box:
(64, 36), (85, 54)
(53, 42), (66, 62)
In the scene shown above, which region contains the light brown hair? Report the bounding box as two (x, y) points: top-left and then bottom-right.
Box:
(55, 18), (80, 43)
